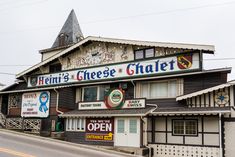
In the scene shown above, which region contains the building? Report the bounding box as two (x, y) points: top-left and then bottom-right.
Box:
(0, 10), (235, 157)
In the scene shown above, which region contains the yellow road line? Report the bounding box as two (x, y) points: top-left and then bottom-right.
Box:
(0, 147), (36, 157)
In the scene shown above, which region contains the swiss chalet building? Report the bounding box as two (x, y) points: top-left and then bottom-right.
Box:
(0, 10), (235, 157)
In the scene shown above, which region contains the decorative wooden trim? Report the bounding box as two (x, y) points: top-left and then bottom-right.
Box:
(202, 116), (204, 145)
(147, 142), (220, 148)
(165, 117), (168, 143)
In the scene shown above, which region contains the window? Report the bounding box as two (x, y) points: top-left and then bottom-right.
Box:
(82, 85), (110, 102)
(49, 64), (62, 73)
(135, 50), (144, 59)
(66, 118), (85, 131)
(173, 120), (197, 136)
(129, 119), (137, 133)
(140, 80), (179, 99)
(145, 48), (154, 58)
(134, 48), (155, 60)
(117, 119), (125, 133)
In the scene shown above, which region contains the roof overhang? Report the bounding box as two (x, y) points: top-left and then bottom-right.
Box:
(59, 113), (147, 118)
(150, 109), (231, 116)
(16, 36), (215, 79)
(177, 80), (235, 101)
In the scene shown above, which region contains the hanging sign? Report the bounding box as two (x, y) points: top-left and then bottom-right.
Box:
(21, 91), (50, 117)
(85, 118), (114, 142)
(105, 89), (125, 109)
(27, 53), (200, 87)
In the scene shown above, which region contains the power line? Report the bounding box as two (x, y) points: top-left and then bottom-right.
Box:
(0, 0), (235, 33)
(0, 57), (235, 67)
(0, 72), (15, 75)
(82, 0), (235, 24)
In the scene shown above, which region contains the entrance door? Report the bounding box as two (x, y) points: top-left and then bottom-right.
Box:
(114, 117), (140, 147)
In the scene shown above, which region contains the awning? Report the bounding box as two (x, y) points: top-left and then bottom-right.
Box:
(176, 80), (235, 101)
(150, 107), (231, 116)
(59, 106), (156, 118)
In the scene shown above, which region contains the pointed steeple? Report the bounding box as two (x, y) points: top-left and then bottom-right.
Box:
(51, 9), (84, 48)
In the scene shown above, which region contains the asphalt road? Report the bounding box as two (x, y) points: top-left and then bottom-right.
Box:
(0, 130), (135, 157)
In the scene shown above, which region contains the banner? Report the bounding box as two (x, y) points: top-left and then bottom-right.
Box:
(21, 91), (50, 117)
(28, 53), (200, 87)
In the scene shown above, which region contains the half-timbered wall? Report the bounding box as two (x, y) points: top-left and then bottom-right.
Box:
(147, 116), (219, 146)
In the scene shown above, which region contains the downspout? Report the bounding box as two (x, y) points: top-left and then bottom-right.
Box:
(54, 88), (63, 114)
(219, 112), (222, 157)
(131, 80), (136, 98)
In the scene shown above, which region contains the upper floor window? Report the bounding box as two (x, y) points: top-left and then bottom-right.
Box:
(140, 79), (182, 99)
(49, 63), (62, 73)
(134, 48), (155, 60)
(82, 85), (110, 102)
(58, 33), (68, 46)
(173, 120), (198, 136)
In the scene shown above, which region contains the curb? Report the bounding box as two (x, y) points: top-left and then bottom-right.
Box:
(0, 129), (142, 157)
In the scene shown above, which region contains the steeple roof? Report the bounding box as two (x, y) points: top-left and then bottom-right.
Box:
(51, 9), (83, 48)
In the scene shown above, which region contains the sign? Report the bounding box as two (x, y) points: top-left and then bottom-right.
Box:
(214, 91), (229, 106)
(27, 53), (200, 87)
(105, 89), (124, 109)
(86, 118), (114, 142)
(79, 98), (145, 110)
(21, 91), (50, 117)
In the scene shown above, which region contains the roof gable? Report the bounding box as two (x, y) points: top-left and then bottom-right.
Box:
(16, 36), (215, 79)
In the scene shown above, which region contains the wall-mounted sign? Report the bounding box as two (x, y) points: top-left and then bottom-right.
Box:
(105, 89), (124, 109)
(86, 118), (114, 142)
(21, 91), (50, 117)
(78, 98), (145, 110)
(214, 91), (229, 106)
(27, 53), (200, 87)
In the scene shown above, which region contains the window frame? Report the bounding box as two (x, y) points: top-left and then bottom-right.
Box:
(66, 118), (86, 132)
(81, 85), (110, 102)
(134, 47), (155, 60)
(172, 119), (198, 136)
(140, 79), (181, 99)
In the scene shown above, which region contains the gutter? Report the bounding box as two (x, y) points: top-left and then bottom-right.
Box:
(54, 88), (63, 114)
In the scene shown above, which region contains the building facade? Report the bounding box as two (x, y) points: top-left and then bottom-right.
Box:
(0, 10), (235, 157)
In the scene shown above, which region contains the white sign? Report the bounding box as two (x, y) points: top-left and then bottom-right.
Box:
(78, 99), (145, 110)
(28, 53), (200, 87)
(21, 91), (50, 117)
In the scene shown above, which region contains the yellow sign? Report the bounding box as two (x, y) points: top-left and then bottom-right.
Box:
(86, 133), (113, 141)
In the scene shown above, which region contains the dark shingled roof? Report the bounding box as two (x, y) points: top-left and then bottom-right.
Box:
(151, 106), (231, 115)
(51, 9), (83, 48)
(60, 105), (156, 117)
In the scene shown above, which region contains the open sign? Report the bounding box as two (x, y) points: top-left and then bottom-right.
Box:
(86, 118), (114, 133)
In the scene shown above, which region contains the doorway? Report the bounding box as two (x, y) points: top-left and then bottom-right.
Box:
(114, 117), (140, 147)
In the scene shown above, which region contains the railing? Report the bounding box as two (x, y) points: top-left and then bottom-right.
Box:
(6, 118), (23, 129)
(148, 144), (219, 157)
(23, 119), (41, 133)
(5, 118), (41, 133)
(0, 112), (6, 127)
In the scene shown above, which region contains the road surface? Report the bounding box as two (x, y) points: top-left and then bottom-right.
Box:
(0, 130), (135, 157)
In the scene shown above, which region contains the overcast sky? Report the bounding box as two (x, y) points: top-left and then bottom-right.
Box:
(0, 0), (235, 86)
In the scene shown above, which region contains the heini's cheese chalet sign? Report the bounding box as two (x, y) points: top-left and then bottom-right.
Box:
(28, 53), (200, 87)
